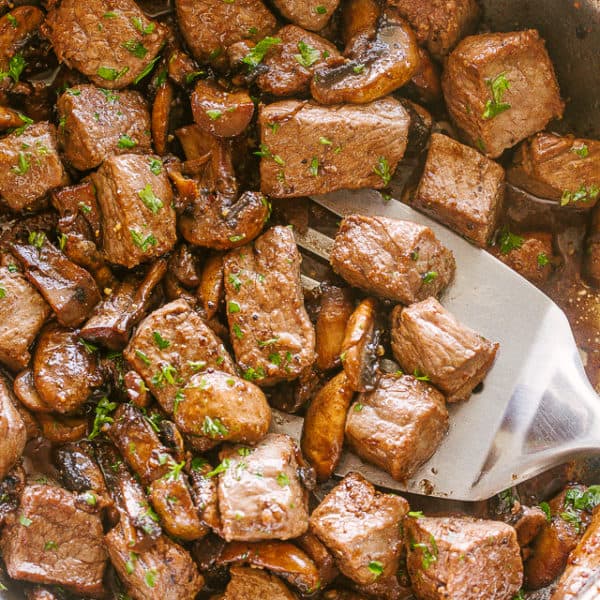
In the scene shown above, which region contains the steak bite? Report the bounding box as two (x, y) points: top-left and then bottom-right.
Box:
(105, 522), (204, 600)
(123, 299), (236, 413)
(390, 0), (480, 59)
(0, 122), (68, 212)
(43, 0), (167, 90)
(272, 0), (339, 31)
(12, 239), (101, 328)
(223, 566), (298, 600)
(391, 297), (498, 402)
(442, 30), (564, 158)
(256, 25), (340, 97)
(223, 226), (315, 386)
(412, 133), (505, 247)
(57, 84), (152, 171)
(405, 515), (523, 600)
(508, 133), (600, 208)
(33, 324), (104, 414)
(0, 264), (50, 372)
(309, 472), (409, 586)
(330, 215), (455, 304)
(0, 484), (107, 597)
(216, 434), (310, 542)
(91, 153), (177, 268)
(259, 98), (410, 198)
(175, 0), (277, 68)
(345, 374), (448, 480)
(0, 375), (26, 480)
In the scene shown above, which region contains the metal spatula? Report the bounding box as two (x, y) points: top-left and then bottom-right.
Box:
(271, 188), (600, 502)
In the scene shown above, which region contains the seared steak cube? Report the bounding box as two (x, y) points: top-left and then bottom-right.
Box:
(224, 566), (297, 599)
(413, 133), (505, 247)
(345, 374), (448, 480)
(0, 265), (50, 371)
(259, 98), (410, 198)
(508, 133), (600, 208)
(106, 523), (204, 600)
(0, 122), (68, 211)
(57, 84), (152, 171)
(0, 376), (27, 480)
(272, 0), (339, 32)
(391, 297), (498, 402)
(442, 30), (564, 158)
(405, 515), (523, 600)
(492, 231), (554, 286)
(217, 434), (310, 541)
(331, 215), (455, 304)
(43, 0), (167, 90)
(310, 472), (409, 585)
(175, 0), (276, 68)
(223, 226), (315, 386)
(256, 25), (340, 97)
(391, 0), (479, 59)
(91, 153), (177, 268)
(124, 299), (235, 414)
(0, 484), (107, 597)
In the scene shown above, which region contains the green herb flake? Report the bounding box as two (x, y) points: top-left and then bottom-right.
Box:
(228, 300), (241, 313)
(309, 156), (319, 176)
(319, 136), (332, 145)
(354, 402), (363, 412)
(135, 349), (151, 366)
(421, 271), (438, 284)
(561, 184), (600, 206)
(232, 323), (244, 339)
(238, 447), (252, 456)
(413, 368), (430, 382)
(353, 63), (365, 74)
(242, 37), (281, 69)
(132, 16), (155, 35)
(89, 397), (118, 440)
(19, 515), (32, 527)
(118, 133), (137, 149)
(374, 156), (391, 186)
(560, 510), (581, 532)
(138, 184), (163, 213)
(97, 66), (129, 81)
(125, 552), (137, 574)
(11, 151), (30, 175)
(144, 568), (158, 588)
(44, 540), (58, 551)
(228, 273), (243, 291)
(133, 56), (160, 84)
(315, 5), (327, 14)
(498, 228), (524, 254)
(571, 143), (589, 158)
(149, 158), (162, 175)
(206, 109), (223, 121)
(6, 14), (17, 27)
(242, 366), (266, 381)
(229, 234), (246, 243)
(411, 535), (438, 569)
(165, 460), (186, 481)
(0, 284), (5, 299)
(368, 561), (384, 578)
(79, 338), (98, 353)
(276, 472), (290, 487)
(202, 416), (229, 438)
(294, 40), (321, 68)
(66, 87), (81, 96)
(122, 39), (148, 59)
(267, 122), (280, 134)
(206, 458), (231, 478)
(83, 491), (97, 506)
(130, 229), (158, 252)
(191, 457), (208, 471)
(408, 511), (424, 518)
(28, 231), (46, 249)
(258, 337), (279, 347)
(537, 252), (549, 267)
(151, 363), (178, 387)
(0, 53), (26, 83)
(269, 353), (281, 366)
(482, 72), (511, 120)
(152, 330), (170, 349)
(78, 202), (91, 214)
(539, 501), (552, 522)
(103, 11), (118, 18)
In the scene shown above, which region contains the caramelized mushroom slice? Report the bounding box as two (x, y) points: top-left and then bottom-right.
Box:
(301, 371), (354, 482)
(218, 541), (321, 595)
(296, 532), (339, 589)
(191, 80), (254, 138)
(197, 252), (224, 320)
(311, 4), (420, 105)
(13, 370), (51, 413)
(152, 80), (174, 156)
(340, 297), (380, 392)
(36, 413), (88, 444)
(0, 375), (26, 480)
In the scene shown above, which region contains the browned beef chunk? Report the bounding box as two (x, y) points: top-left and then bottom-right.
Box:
(33, 324), (103, 414)
(331, 215), (455, 304)
(223, 226), (315, 385)
(12, 239), (101, 328)
(391, 297), (498, 402)
(0, 264), (50, 371)
(91, 153), (177, 268)
(0, 122), (68, 212)
(508, 133), (600, 207)
(123, 299), (235, 413)
(259, 98), (410, 198)
(345, 373), (448, 480)
(217, 434), (310, 542)
(0, 465), (25, 527)
(442, 30), (564, 158)
(272, 0), (339, 31)
(310, 472), (409, 586)
(43, 0), (167, 90)
(256, 26), (340, 97)
(175, 371), (271, 451)
(175, 0), (276, 68)
(80, 259), (166, 350)
(405, 515), (523, 600)
(224, 566), (298, 599)
(0, 376), (26, 480)
(57, 84), (152, 171)
(188, 459), (220, 530)
(492, 231), (554, 286)
(0, 484), (107, 597)
(413, 133), (505, 247)
(390, 0), (479, 59)
(105, 521), (204, 600)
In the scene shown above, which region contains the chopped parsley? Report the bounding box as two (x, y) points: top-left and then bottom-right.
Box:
(89, 397), (118, 440)
(315, 5), (327, 13)
(353, 63), (365, 74)
(232, 323), (244, 339)
(44, 540), (58, 551)
(144, 568), (157, 588)
(354, 402), (363, 412)
(228, 300), (241, 313)
(188, 360), (207, 372)
(122, 40), (148, 59)
(368, 561), (384, 578)
(560, 510), (582, 532)
(374, 156), (391, 186)
(126, 552), (138, 574)
(79, 338), (98, 353)
(242, 366), (266, 381)
(319, 136), (332, 145)
(130, 229), (158, 251)
(206, 109), (223, 121)
(0, 284), (5, 299)
(571, 143), (589, 158)
(242, 37), (281, 69)
(411, 535), (438, 569)
(83, 491), (97, 506)
(206, 458), (231, 478)
(421, 271), (438, 284)
(135, 349), (151, 366)
(133, 56), (160, 84)
(6, 14), (17, 27)
(19, 515), (32, 527)
(564, 485), (600, 513)
(537, 252), (549, 267)
(276, 472), (290, 487)
(149, 158), (162, 175)
(131, 16), (155, 35)
(229, 273), (243, 291)
(294, 40), (320, 68)
(561, 184), (600, 206)
(78, 202), (91, 214)
(152, 331), (170, 349)
(191, 457), (208, 471)
(482, 72), (511, 120)
(165, 460), (186, 480)
(258, 337), (279, 347)
(28, 231), (46, 249)
(539, 501), (551, 522)
(138, 184), (163, 213)
(498, 228), (524, 254)
(309, 156), (319, 176)
(408, 511), (424, 518)
(97, 66), (129, 81)
(0, 53), (26, 83)
(229, 234), (246, 243)
(202, 416), (229, 438)
(11, 151), (29, 175)
(151, 363), (178, 387)
(413, 368), (430, 381)
(118, 134), (137, 149)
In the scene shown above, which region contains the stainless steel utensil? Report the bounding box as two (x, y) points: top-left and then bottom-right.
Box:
(272, 188), (600, 502)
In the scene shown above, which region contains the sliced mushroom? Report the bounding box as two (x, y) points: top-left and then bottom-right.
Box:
(311, 4), (420, 105)
(405, 46), (442, 105)
(0, 375), (27, 480)
(152, 79), (174, 156)
(13, 369), (52, 413)
(196, 252), (224, 320)
(340, 297), (381, 392)
(167, 49), (203, 87)
(191, 80), (254, 138)
(124, 370), (150, 408)
(37, 412), (88, 444)
(296, 532), (339, 589)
